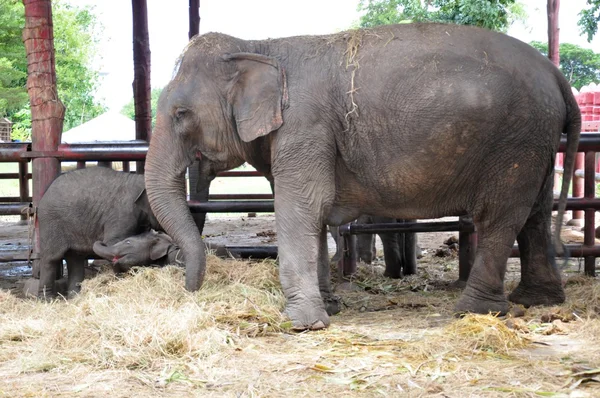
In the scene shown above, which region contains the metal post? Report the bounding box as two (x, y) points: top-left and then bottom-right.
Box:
(132, 0), (152, 174)
(569, 152), (585, 225)
(341, 233), (357, 277)
(554, 153), (562, 196)
(122, 161), (130, 173)
(584, 151), (596, 276)
(18, 161), (29, 222)
(76, 161), (86, 169)
(23, 0), (65, 278)
(337, 222), (357, 278)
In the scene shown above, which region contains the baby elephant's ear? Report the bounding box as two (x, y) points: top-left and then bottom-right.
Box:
(223, 52), (288, 143)
(134, 188), (148, 205)
(150, 235), (173, 261)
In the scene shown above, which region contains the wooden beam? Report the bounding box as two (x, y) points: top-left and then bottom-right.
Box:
(547, 0), (560, 67)
(22, 0), (65, 277)
(189, 0), (200, 39)
(132, 0), (152, 174)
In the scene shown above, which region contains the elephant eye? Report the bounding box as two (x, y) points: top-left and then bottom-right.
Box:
(175, 108), (188, 120)
(125, 240), (131, 245)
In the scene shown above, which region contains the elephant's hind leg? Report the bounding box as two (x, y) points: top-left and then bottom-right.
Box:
(401, 231), (418, 276)
(381, 232), (402, 279)
(508, 183), (565, 307)
(455, 205), (531, 315)
(317, 227), (341, 316)
(65, 252), (87, 298)
(357, 233), (376, 264)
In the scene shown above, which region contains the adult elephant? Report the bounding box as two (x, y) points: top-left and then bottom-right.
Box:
(145, 23), (580, 330)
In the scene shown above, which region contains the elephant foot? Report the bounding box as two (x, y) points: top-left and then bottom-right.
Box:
(383, 269), (403, 279)
(22, 278), (39, 298)
(359, 256), (374, 265)
(284, 297), (330, 331)
(449, 279), (467, 290)
(38, 289), (56, 302)
(508, 283), (565, 308)
(323, 295), (343, 316)
(454, 286), (509, 316)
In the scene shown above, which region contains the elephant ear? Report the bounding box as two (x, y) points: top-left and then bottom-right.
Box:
(223, 53), (288, 143)
(134, 188), (148, 207)
(150, 234), (174, 261)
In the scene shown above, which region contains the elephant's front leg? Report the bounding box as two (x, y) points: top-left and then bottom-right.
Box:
(274, 186), (334, 329)
(277, 215), (330, 329)
(37, 258), (59, 299)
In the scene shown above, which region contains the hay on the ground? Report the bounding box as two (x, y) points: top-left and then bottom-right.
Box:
(1, 254), (600, 396)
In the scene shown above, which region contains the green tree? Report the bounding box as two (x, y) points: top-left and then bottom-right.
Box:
(358, 0), (526, 32)
(121, 88), (163, 129)
(53, 2), (106, 132)
(579, 0), (600, 42)
(0, 0), (28, 117)
(530, 41), (600, 90)
(0, 0), (105, 140)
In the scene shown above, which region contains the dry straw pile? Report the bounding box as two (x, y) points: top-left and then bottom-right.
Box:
(0, 254), (600, 396)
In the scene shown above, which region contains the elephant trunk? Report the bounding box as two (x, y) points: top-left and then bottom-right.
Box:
(144, 121), (206, 291)
(93, 241), (116, 261)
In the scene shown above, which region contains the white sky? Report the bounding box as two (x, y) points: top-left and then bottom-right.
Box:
(70, 0), (600, 110)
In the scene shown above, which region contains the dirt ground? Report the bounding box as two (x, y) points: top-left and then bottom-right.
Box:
(1, 214), (600, 397)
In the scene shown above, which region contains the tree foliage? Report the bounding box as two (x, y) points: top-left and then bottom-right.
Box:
(52, 2), (106, 132)
(579, 0), (600, 42)
(121, 88), (163, 129)
(530, 41), (600, 90)
(0, 0), (28, 117)
(0, 0), (105, 140)
(357, 0), (526, 32)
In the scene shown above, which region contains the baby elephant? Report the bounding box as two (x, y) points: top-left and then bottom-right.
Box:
(93, 230), (232, 272)
(36, 167), (162, 299)
(93, 230), (178, 272)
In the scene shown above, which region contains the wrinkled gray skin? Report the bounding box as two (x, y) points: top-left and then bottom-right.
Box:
(195, 159), (343, 316)
(330, 216), (419, 279)
(93, 229), (232, 271)
(36, 167), (161, 298)
(144, 23), (580, 330)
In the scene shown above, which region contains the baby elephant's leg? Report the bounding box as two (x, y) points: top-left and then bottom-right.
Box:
(65, 252), (87, 297)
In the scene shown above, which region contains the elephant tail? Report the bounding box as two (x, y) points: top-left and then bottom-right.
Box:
(553, 82), (582, 259)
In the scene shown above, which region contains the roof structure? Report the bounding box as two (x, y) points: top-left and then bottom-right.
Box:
(60, 111), (137, 143)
